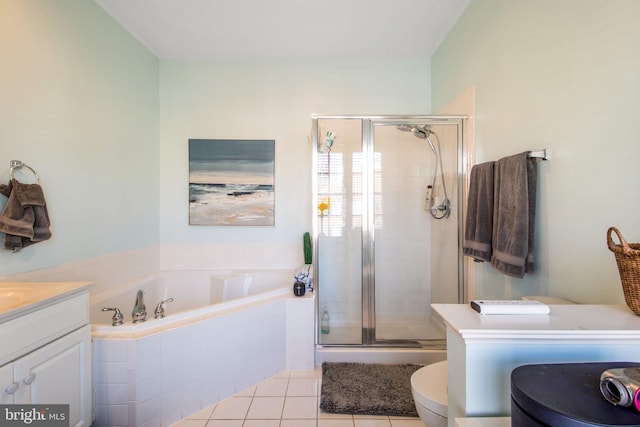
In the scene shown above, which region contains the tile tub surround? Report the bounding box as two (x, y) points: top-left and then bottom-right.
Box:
(93, 294), (315, 427)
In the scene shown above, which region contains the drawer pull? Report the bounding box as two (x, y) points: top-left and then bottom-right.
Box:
(4, 382), (18, 394)
(22, 374), (35, 385)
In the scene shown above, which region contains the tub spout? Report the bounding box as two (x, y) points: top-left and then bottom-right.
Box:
(154, 298), (174, 319)
(132, 290), (147, 323)
(102, 307), (124, 326)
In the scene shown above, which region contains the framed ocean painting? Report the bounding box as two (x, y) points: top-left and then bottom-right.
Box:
(189, 139), (275, 226)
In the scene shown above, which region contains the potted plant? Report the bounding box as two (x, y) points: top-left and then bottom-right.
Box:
(293, 232), (313, 296)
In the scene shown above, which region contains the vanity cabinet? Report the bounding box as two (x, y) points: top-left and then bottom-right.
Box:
(433, 304), (640, 426)
(0, 285), (92, 427)
(0, 362), (13, 405)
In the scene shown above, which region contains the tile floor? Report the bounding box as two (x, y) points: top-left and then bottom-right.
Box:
(171, 367), (424, 427)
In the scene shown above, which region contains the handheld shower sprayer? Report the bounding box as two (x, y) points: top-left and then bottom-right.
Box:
(396, 124), (451, 219)
(396, 124), (433, 141)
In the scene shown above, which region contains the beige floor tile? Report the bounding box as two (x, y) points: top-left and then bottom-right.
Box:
(242, 420), (280, 427)
(282, 396), (318, 419)
(186, 405), (215, 420)
(209, 397), (252, 419)
(203, 421), (243, 427)
(170, 420), (208, 427)
(254, 377), (289, 396)
(280, 420), (317, 427)
(389, 419), (425, 427)
(318, 419), (356, 427)
(287, 377), (319, 396)
(354, 419), (392, 427)
(245, 396), (285, 419)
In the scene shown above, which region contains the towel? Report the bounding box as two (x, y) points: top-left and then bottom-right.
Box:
(491, 152), (537, 278)
(0, 179), (52, 251)
(463, 161), (495, 262)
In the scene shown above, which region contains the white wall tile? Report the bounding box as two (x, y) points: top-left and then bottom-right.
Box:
(137, 334), (162, 360)
(106, 404), (129, 427)
(136, 375), (163, 402)
(135, 395), (163, 426)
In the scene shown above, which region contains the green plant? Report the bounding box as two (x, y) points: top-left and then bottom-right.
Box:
(303, 232), (312, 264)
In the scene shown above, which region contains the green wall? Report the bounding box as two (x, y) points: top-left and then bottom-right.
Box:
(432, 0), (640, 303)
(0, 0), (160, 276)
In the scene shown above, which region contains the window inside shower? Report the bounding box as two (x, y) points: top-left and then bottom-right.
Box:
(312, 116), (464, 347)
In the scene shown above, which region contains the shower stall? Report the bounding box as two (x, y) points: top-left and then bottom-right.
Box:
(312, 115), (465, 352)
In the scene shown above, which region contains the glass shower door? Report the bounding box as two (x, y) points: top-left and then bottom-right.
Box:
(371, 121), (461, 342)
(313, 116), (464, 347)
(315, 117), (363, 345)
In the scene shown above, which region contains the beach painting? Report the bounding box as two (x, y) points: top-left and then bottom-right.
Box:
(189, 139), (275, 226)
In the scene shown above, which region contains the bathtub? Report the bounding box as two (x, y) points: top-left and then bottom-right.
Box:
(91, 269), (315, 427)
(90, 269), (294, 333)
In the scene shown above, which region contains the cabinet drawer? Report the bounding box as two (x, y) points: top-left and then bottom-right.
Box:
(0, 292), (89, 366)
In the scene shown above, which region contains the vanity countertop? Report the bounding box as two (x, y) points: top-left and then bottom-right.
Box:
(432, 303), (640, 342)
(0, 281), (93, 323)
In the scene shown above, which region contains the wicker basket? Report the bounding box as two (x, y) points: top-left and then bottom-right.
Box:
(607, 227), (640, 315)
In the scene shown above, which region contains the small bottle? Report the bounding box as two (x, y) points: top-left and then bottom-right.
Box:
(321, 306), (330, 334)
(423, 185), (433, 211)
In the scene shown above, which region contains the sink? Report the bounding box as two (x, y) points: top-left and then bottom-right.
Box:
(0, 294), (21, 308)
(0, 287), (35, 310)
(0, 282), (92, 320)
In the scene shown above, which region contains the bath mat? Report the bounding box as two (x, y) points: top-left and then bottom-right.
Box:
(320, 362), (422, 416)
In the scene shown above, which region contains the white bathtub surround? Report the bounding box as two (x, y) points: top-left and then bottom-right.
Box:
(286, 295), (315, 371)
(89, 269), (295, 328)
(93, 292), (314, 427)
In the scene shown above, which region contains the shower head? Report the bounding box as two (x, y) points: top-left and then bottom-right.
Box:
(397, 124), (436, 152)
(396, 124), (434, 139)
(396, 124), (415, 133)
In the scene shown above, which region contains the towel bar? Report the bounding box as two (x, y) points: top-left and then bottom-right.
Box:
(528, 149), (549, 160)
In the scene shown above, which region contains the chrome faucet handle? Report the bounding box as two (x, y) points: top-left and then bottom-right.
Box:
(154, 298), (174, 319)
(102, 307), (124, 326)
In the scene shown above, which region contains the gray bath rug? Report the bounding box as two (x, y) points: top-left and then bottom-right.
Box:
(320, 362), (422, 416)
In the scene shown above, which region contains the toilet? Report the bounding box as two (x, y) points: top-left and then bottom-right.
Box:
(411, 360), (448, 427)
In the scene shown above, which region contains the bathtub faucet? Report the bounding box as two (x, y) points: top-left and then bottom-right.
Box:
(102, 307), (124, 326)
(132, 289), (147, 323)
(154, 298), (174, 319)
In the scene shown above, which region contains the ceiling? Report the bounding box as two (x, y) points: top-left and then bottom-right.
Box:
(94, 0), (471, 60)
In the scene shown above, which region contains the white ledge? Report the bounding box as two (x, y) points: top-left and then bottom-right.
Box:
(433, 304), (640, 345)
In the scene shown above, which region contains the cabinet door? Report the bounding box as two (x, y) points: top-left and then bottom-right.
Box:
(0, 362), (16, 404)
(13, 325), (92, 427)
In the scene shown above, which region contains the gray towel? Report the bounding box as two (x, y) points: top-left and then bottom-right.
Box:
(491, 152), (537, 278)
(0, 179), (52, 252)
(463, 161), (495, 262)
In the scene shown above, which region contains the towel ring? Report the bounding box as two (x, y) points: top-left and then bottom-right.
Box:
(9, 160), (39, 183)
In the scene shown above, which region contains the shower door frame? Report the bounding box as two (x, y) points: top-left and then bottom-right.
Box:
(312, 114), (466, 348)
